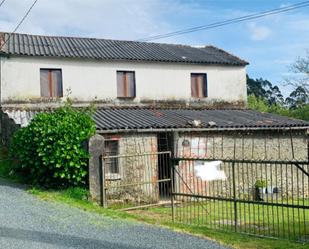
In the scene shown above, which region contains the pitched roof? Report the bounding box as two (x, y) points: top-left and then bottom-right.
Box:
(0, 32), (248, 66)
(4, 107), (309, 131)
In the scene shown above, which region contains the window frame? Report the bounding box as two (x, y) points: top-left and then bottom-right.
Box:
(104, 139), (121, 179)
(116, 70), (136, 99)
(190, 73), (208, 98)
(40, 68), (63, 98)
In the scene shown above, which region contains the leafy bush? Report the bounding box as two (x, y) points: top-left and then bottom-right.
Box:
(10, 102), (96, 187)
(254, 179), (267, 189)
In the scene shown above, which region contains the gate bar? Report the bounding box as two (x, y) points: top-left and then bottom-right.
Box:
(173, 158), (309, 164)
(104, 178), (171, 189)
(103, 151), (171, 159)
(172, 192), (309, 209)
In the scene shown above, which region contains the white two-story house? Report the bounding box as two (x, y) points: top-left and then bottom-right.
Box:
(0, 32), (308, 203)
(0, 32), (248, 107)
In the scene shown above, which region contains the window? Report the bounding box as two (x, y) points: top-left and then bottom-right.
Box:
(40, 69), (63, 98)
(191, 73), (207, 98)
(104, 140), (119, 174)
(117, 71), (136, 98)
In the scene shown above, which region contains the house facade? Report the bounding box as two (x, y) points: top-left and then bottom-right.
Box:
(0, 32), (308, 205)
(0, 32), (247, 107)
(1, 56), (247, 105)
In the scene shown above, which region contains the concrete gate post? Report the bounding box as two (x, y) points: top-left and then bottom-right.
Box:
(88, 134), (105, 203)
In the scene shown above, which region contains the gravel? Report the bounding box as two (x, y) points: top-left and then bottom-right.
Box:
(0, 178), (229, 249)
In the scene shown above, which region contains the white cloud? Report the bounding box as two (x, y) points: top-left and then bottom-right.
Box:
(247, 22), (272, 41)
(279, 3), (291, 8)
(0, 0), (172, 40)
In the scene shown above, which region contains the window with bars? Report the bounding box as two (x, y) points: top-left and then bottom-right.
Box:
(104, 140), (119, 174)
(117, 71), (136, 98)
(191, 73), (207, 98)
(40, 69), (63, 98)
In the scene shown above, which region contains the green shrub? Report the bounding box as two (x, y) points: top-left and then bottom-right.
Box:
(10, 102), (96, 187)
(254, 179), (267, 189)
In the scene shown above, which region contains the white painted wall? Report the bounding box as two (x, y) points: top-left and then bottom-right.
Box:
(0, 56), (247, 104)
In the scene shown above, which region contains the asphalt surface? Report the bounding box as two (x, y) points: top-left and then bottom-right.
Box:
(0, 178), (229, 249)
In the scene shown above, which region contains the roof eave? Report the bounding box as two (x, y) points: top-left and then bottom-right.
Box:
(96, 126), (309, 134)
(4, 53), (249, 66)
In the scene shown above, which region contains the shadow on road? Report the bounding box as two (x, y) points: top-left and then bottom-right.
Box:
(0, 177), (28, 190)
(0, 226), (144, 249)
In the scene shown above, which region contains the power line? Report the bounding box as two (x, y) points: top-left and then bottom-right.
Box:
(0, 0), (39, 50)
(137, 1), (309, 42)
(2, 1), (308, 57)
(0, 0), (7, 8)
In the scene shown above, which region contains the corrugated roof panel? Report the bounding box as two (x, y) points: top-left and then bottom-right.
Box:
(4, 108), (308, 131)
(0, 32), (248, 66)
(92, 108), (309, 131)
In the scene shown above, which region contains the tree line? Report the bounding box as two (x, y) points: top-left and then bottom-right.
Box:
(247, 51), (309, 121)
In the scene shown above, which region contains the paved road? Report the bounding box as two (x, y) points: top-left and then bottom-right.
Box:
(0, 178), (229, 249)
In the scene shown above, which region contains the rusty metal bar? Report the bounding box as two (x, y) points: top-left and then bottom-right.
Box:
(103, 151), (171, 159)
(173, 158), (309, 164)
(105, 178), (171, 190)
(172, 192), (309, 210)
(293, 162), (309, 177)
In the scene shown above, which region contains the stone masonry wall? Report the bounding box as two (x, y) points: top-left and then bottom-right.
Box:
(0, 111), (21, 147)
(103, 133), (159, 205)
(174, 130), (309, 200)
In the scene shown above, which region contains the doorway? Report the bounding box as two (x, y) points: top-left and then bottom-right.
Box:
(157, 132), (173, 199)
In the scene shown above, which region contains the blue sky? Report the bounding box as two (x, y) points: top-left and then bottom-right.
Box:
(0, 0), (308, 95)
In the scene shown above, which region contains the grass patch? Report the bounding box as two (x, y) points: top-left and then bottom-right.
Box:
(28, 187), (138, 221)
(170, 200), (309, 241)
(29, 187), (309, 249)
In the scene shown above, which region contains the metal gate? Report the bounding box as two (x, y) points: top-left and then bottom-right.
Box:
(171, 158), (309, 242)
(101, 151), (172, 210)
(98, 132), (309, 242)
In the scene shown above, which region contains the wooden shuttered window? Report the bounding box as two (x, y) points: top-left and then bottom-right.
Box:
(104, 140), (119, 174)
(117, 71), (136, 98)
(191, 73), (207, 98)
(40, 69), (63, 98)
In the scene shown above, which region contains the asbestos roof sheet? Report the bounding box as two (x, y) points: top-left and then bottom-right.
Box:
(4, 107), (309, 131)
(0, 32), (248, 66)
(5, 108), (308, 131)
(93, 108), (309, 131)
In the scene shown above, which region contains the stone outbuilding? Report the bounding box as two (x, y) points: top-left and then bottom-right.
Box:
(3, 106), (308, 204)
